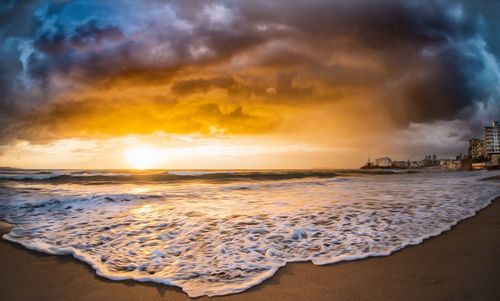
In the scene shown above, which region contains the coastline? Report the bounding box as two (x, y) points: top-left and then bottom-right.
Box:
(0, 193), (499, 300)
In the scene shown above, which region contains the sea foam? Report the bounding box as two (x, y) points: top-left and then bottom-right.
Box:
(0, 171), (499, 297)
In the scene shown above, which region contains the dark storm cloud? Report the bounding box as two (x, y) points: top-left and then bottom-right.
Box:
(34, 20), (123, 55)
(236, 0), (498, 123)
(0, 0), (499, 144)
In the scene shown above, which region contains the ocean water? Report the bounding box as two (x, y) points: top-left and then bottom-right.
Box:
(0, 169), (499, 297)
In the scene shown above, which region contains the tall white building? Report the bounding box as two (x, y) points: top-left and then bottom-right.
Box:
(484, 121), (500, 155)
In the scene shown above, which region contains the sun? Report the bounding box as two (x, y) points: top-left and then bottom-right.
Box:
(123, 145), (162, 170)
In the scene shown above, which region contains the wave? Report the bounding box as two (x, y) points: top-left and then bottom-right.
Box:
(0, 170), (342, 183)
(0, 169), (421, 183)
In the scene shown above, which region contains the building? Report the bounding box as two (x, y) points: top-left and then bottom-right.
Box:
(439, 159), (452, 167)
(448, 160), (462, 170)
(484, 121), (500, 155)
(471, 162), (487, 170)
(392, 160), (409, 168)
(420, 154), (438, 167)
(484, 121), (500, 166)
(409, 160), (423, 168)
(375, 157), (392, 167)
(468, 138), (485, 160)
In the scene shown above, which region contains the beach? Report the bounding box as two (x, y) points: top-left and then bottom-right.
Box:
(1, 193), (499, 301)
(1, 0), (500, 299)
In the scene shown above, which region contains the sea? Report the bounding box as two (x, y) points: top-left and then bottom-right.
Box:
(0, 168), (499, 297)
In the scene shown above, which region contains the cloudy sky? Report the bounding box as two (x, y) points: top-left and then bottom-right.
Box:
(0, 0), (499, 169)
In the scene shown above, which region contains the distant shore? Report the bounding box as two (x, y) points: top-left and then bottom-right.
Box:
(1, 193), (499, 300)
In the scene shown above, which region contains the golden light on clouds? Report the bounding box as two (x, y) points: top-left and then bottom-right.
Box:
(1, 0), (498, 168)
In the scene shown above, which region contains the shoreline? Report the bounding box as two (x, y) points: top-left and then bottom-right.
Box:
(0, 195), (499, 300)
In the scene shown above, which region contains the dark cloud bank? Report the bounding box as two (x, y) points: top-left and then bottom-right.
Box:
(0, 0), (499, 153)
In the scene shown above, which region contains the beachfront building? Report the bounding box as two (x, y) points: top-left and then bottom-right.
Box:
(448, 160), (462, 170)
(484, 121), (500, 165)
(471, 162), (488, 170)
(439, 159), (451, 166)
(375, 157), (392, 167)
(419, 154), (439, 167)
(468, 138), (486, 160)
(392, 160), (410, 168)
(410, 160), (423, 168)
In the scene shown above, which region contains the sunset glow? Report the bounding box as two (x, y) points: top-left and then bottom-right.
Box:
(124, 146), (163, 170)
(0, 1), (498, 169)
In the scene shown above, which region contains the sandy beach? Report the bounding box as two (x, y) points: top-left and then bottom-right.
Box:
(0, 193), (499, 301)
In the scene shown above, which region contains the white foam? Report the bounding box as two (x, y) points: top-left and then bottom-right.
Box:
(1, 171), (499, 297)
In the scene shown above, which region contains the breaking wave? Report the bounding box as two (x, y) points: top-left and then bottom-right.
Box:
(0, 169), (410, 183)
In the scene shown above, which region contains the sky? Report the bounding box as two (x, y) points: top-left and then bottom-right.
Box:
(0, 0), (499, 169)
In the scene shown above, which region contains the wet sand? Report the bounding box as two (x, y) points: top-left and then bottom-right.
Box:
(1, 196), (499, 301)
